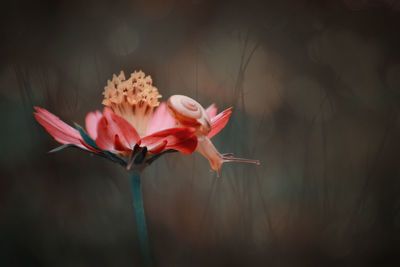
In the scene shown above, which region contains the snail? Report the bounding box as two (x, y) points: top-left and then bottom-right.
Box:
(167, 95), (260, 174)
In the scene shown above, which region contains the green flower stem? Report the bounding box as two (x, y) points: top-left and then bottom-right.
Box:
(130, 171), (153, 266)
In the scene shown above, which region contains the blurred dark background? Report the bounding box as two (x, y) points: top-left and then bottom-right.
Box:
(1, 0), (400, 266)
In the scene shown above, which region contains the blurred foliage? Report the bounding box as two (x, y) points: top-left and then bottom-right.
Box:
(1, 0), (400, 266)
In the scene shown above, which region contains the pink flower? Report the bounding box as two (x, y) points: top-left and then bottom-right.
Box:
(34, 71), (232, 169)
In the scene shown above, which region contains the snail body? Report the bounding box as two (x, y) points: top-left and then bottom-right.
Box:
(167, 95), (259, 174)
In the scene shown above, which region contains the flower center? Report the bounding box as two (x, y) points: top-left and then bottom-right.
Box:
(102, 70), (162, 137)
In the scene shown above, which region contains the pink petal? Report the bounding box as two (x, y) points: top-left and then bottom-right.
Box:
(104, 108), (140, 147)
(146, 140), (168, 154)
(207, 107), (233, 139)
(34, 106), (88, 150)
(146, 102), (176, 135)
(206, 103), (218, 119)
(140, 127), (198, 154)
(170, 137), (198, 154)
(85, 110), (102, 139)
(95, 116), (115, 151)
(95, 108), (140, 152)
(114, 134), (131, 152)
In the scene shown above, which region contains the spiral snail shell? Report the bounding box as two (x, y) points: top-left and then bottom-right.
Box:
(167, 95), (211, 136)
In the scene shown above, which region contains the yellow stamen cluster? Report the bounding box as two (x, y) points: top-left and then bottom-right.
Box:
(102, 70), (161, 107)
(102, 70), (162, 137)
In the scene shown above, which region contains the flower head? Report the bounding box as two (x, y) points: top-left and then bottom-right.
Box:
(34, 70), (259, 173)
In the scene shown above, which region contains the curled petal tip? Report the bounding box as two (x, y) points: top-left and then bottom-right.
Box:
(205, 103), (218, 119)
(207, 107), (233, 139)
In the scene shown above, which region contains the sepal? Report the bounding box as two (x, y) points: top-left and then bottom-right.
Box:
(48, 144), (76, 153)
(75, 123), (127, 167)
